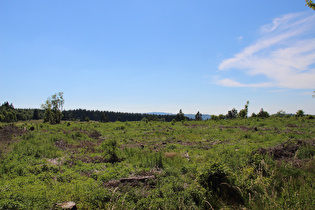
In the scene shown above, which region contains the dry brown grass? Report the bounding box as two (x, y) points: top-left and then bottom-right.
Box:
(164, 152), (178, 158)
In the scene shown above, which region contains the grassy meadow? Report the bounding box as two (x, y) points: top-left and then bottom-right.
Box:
(0, 117), (315, 209)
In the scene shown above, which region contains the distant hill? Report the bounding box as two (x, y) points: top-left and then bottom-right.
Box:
(146, 112), (211, 120)
(146, 112), (174, 115)
(184, 114), (211, 120)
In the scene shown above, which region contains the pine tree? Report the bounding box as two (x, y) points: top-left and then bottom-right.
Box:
(33, 109), (39, 120)
(195, 111), (202, 121)
(176, 109), (185, 121)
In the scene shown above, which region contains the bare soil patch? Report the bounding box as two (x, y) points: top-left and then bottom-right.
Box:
(256, 139), (314, 161)
(214, 125), (259, 132)
(0, 125), (28, 155)
(0, 125), (27, 142)
(55, 139), (103, 153)
(104, 175), (156, 188)
(55, 139), (109, 165)
(70, 154), (105, 164)
(65, 128), (102, 140)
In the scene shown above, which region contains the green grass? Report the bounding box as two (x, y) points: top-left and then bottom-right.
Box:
(0, 117), (314, 209)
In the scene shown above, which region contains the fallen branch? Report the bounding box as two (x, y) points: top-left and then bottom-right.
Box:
(119, 175), (155, 183)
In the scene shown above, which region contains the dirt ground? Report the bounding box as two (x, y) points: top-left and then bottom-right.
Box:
(0, 125), (27, 142)
(256, 139), (315, 167)
(0, 125), (28, 156)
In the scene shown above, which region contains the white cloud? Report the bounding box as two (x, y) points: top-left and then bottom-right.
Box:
(237, 36), (243, 41)
(301, 91), (314, 95)
(216, 78), (273, 88)
(217, 12), (315, 89)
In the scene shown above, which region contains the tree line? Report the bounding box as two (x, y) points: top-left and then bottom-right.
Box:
(1, 94), (313, 124)
(0, 102), (44, 123)
(0, 101), (177, 123)
(62, 109), (177, 122)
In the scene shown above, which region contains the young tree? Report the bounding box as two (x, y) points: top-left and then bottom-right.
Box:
(226, 108), (238, 119)
(5, 111), (17, 123)
(296, 110), (305, 117)
(101, 139), (120, 163)
(1, 102), (14, 109)
(257, 108), (270, 118)
(239, 101), (249, 118)
(306, 0), (315, 10)
(275, 110), (286, 117)
(0, 114), (4, 122)
(81, 113), (87, 122)
(176, 109), (186, 121)
(210, 115), (218, 121)
(218, 114), (226, 120)
(195, 111), (202, 121)
(32, 109), (39, 120)
(101, 113), (109, 122)
(41, 92), (64, 124)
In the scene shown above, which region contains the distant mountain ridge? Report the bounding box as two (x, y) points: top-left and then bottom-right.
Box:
(146, 112), (174, 115)
(185, 114), (211, 120)
(146, 112), (211, 120)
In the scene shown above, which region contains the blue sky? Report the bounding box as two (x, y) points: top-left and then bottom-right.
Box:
(1, 0), (315, 115)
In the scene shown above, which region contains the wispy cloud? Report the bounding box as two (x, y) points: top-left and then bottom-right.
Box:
(301, 91), (314, 95)
(237, 36), (243, 42)
(216, 78), (273, 88)
(217, 12), (315, 89)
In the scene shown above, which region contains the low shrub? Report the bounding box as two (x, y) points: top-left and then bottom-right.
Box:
(296, 144), (315, 159)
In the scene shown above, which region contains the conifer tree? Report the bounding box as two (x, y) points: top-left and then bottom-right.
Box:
(195, 111), (202, 121)
(176, 109), (185, 121)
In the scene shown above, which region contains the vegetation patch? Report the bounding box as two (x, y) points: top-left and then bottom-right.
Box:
(1, 116), (315, 209)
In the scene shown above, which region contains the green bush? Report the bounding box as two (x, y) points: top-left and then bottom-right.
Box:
(198, 162), (244, 207)
(139, 151), (164, 169)
(198, 162), (230, 192)
(101, 139), (121, 163)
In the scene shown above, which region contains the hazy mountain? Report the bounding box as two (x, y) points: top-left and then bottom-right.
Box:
(184, 114), (211, 120)
(146, 112), (211, 120)
(146, 112), (174, 115)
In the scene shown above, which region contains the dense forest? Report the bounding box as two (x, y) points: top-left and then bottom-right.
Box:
(0, 102), (44, 122)
(1, 101), (313, 124)
(0, 102), (177, 123)
(61, 109), (177, 122)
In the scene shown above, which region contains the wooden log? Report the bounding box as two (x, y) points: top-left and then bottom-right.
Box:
(119, 175), (155, 183)
(56, 201), (77, 209)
